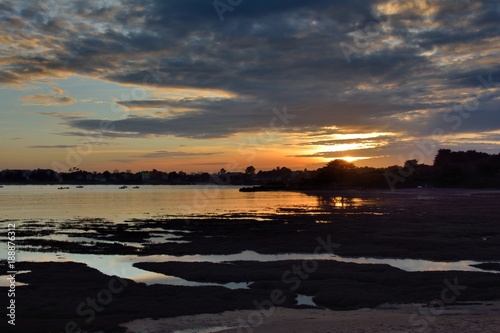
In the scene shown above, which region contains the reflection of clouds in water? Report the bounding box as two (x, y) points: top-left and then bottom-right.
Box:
(296, 294), (318, 307)
(332, 256), (488, 273)
(22, 250), (498, 272)
(21, 252), (248, 289)
(13, 250), (500, 290)
(106, 257), (249, 289)
(0, 271), (30, 287)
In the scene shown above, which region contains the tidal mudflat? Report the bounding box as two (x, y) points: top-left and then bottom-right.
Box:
(1, 189), (500, 332)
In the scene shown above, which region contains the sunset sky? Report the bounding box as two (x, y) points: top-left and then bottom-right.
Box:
(1, 0), (499, 173)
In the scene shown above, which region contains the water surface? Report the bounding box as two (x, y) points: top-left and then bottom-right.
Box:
(0, 185), (371, 221)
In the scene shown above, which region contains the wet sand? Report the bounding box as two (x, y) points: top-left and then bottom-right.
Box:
(6, 258), (500, 332)
(133, 260), (500, 310)
(121, 302), (500, 333)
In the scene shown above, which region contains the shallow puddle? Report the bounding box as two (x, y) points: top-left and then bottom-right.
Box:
(296, 294), (318, 307)
(15, 250), (499, 290)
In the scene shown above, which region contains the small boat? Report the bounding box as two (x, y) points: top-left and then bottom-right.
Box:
(133, 186), (140, 189)
(76, 185), (84, 188)
(58, 187), (70, 190)
(119, 185), (128, 189)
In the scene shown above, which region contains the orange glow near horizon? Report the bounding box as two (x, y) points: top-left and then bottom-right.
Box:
(337, 156), (372, 163)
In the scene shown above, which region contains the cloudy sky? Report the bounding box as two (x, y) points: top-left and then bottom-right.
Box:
(1, 0), (499, 173)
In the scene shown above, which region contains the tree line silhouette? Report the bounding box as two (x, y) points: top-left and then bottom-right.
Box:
(1, 149), (499, 189)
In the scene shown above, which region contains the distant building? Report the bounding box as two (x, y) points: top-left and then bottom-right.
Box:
(141, 172), (151, 182)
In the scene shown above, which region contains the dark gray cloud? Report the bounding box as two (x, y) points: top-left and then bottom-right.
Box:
(56, 130), (152, 139)
(67, 108), (268, 139)
(116, 100), (172, 109)
(2, 0), (500, 154)
(426, 102), (500, 135)
(0, 71), (22, 84)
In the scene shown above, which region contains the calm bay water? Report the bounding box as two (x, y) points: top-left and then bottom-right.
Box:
(0, 184), (365, 221)
(1, 185), (498, 289)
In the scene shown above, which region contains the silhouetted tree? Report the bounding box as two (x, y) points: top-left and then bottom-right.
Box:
(311, 159), (356, 188)
(245, 166), (256, 175)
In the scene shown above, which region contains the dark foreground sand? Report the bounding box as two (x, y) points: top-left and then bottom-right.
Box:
(6, 259), (500, 332)
(121, 302), (500, 333)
